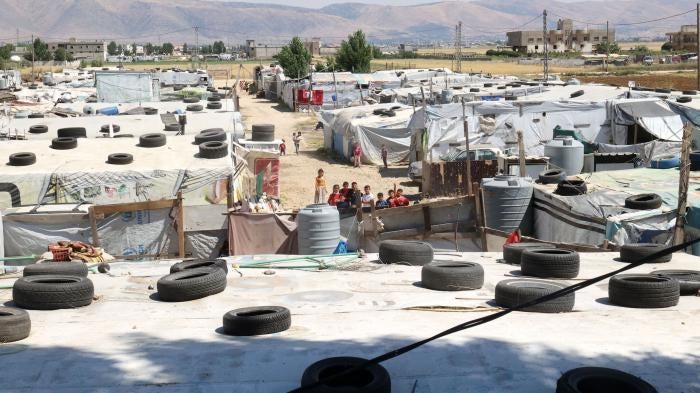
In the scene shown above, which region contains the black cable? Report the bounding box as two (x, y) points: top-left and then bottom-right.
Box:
(289, 237), (700, 393)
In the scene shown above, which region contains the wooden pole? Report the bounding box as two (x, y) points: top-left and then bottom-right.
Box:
(176, 191), (186, 257)
(462, 98), (472, 195)
(674, 123), (693, 245)
(697, 2), (699, 90)
(517, 130), (526, 177)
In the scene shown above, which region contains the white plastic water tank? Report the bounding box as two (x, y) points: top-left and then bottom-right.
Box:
(296, 204), (340, 255)
(544, 136), (584, 176)
(481, 175), (534, 234)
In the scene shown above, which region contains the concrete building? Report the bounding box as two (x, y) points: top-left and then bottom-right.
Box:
(507, 19), (614, 54)
(245, 38), (321, 60)
(666, 25), (697, 51)
(48, 38), (106, 62)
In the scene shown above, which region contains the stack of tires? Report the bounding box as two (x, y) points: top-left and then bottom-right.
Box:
(13, 262), (94, 311)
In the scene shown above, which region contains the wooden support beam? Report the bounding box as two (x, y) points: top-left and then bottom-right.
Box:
(674, 123), (693, 245)
(517, 130), (526, 177)
(422, 205), (432, 234)
(176, 192), (186, 257)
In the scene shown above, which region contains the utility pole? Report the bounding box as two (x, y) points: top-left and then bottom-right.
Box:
(605, 21), (610, 73)
(31, 33), (35, 83)
(697, 3), (699, 90)
(455, 21), (462, 74)
(194, 26), (200, 69)
(543, 10), (548, 81)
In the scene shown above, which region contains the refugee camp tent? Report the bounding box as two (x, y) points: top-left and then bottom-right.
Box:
(612, 99), (684, 144)
(319, 104), (414, 164)
(95, 72), (160, 103)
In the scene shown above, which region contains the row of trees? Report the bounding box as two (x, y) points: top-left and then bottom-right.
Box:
(276, 30), (376, 78)
(107, 40), (226, 57)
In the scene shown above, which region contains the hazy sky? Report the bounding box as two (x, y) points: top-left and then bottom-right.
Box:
(221, 0), (585, 6)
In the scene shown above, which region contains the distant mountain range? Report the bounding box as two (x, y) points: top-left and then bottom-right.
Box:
(0, 0), (695, 45)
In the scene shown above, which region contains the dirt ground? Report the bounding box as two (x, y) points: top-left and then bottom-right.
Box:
(577, 72), (698, 90)
(235, 93), (419, 209)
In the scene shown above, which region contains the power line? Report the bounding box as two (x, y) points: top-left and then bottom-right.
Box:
(615, 8), (695, 26)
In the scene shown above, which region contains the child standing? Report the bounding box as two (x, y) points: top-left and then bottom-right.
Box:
(293, 132), (302, 155)
(314, 169), (327, 204)
(352, 142), (362, 167)
(279, 139), (286, 155)
(381, 144), (388, 169)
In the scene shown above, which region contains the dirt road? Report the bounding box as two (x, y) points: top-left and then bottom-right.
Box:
(236, 93), (419, 209)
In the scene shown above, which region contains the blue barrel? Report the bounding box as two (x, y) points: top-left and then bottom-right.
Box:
(650, 154), (680, 169)
(97, 106), (119, 116)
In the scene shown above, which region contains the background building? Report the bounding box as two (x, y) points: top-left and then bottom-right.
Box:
(666, 25), (697, 51)
(507, 19), (614, 54)
(245, 38), (321, 60)
(48, 38), (106, 62)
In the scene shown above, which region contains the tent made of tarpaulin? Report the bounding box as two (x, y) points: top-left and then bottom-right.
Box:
(319, 104), (414, 164)
(410, 100), (610, 160)
(530, 167), (700, 255)
(612, 99), (683, 144)
(0, 136), (241, 209)
(95, 72), (160, 103)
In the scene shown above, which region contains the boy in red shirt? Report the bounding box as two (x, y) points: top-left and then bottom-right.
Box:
(279, 139), (286, 155)
(394, 188), (410, 207)
(327, 184), (344, 206)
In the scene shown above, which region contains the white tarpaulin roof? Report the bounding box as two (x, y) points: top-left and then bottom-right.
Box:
(95, 72), (159, 103)
(613, 99), (684, 142)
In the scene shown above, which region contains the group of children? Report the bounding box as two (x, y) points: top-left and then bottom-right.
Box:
(279, 132), (302, 156)
(315, 169), (410, 209)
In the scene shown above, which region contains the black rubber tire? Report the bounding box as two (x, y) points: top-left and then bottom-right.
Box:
(503, 242), (556, 264)
(170, 259), (228, 274)
(555, 179), (587, 196)
(222, 306), (291, 336)
(173, 85), (184, 91)
(378, 240), (434, 266)
(183, 96), (199, 103)
(252, 124), (275, 142)
(97, 263), (111, 273)
(682, 90), (697, 95)
(100, 124), (120, 133)
(421, 261), (484, 291)
(9, 152), (36, 166)
(677, 96), (692, 103)
(57, 127), (87, 138)
(608, 274), (679, 308)
(51, 137), (78, 150)
(187, 104), (203, 112)
(113, 134), (134, 138)
(29, 125), (48, 134)
(624, 193), (662, 210)
(198, 141), (228, 159)
(521, 249), (580, 279)
(28, 84), (37, 89)
(164, 123), (181, 132)
(300, 356), (391, 393)
(556, 367), (658, 393)
(652, 269), (700, 295)
(655, 88), (671, 94)
(28, 113), (44, 119)
(143, 107), (158, 115)
(569, 90), (584, 98)
(619, 243), (672, 263)
(470, 88), (480, 92)
(195, 128), (226, 144)
(207, 95), (221, 102)
(484, 83), (493, 87)
(139, 133), (166, 148)
(0, 307), (31, 343)
(495, 279), (575, 313)
(539, 169), (566, 184)
(156, 267), (227, 302)
(207, 102), (222, 110)
(497, 86), (507, 90)
(107, 153), (134, 165)
(23, 262), (88, 278)
(12, 275), (94, 310)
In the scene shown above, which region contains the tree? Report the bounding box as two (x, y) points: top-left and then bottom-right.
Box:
(661, 42), (673, 51)
(275, 36), (311, 79)
(594, 41), (620, 54)
(212, 40), (226, 54)
(630, 45), (651, 55)
(182, 43), (188, 54)
(144, 42), (154, 55)
(162, 42), (174, 55)
(25, 37), (51, 61)
(107, 41), (118, 56)
(117, 44), (124, 55)
(132, 42), (138, 56)
(0, 44), (14, 60)
(371, 45), (383, 59)
(336, 30), (373, 72)
(53, 47), (68, 61)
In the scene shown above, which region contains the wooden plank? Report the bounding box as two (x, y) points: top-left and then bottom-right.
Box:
(674, 123), (693, 244)
(422, 205), (432, 234)
(91, 199), (177, 216)
(176, 192), (186, 257)
(88, 206), (101, 248)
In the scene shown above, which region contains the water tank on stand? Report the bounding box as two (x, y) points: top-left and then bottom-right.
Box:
(296, 204), (341, 255)
(544, 136), (584, 175)
(481, 175), (534, 235)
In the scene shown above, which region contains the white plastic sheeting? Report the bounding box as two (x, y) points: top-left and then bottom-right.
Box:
(411, 100), (610, 159)
(612, 99), (684, 143)
(95, 72), (159, 103)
